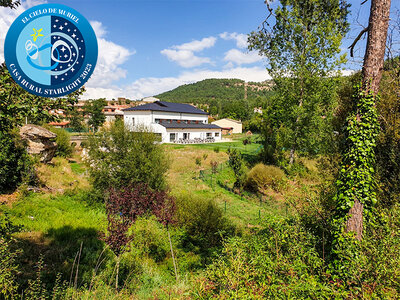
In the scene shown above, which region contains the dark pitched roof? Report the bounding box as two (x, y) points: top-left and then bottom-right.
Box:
(158, 120), (221, 129)
(123, 101), (208, 115)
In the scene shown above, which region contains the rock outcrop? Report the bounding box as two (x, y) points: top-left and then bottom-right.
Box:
(19, 124), (57, 163)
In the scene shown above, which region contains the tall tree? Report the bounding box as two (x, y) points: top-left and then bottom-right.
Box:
(249, 0), (350, 164)
(84, 98), (107, 132)
(335, 0), (391, 240)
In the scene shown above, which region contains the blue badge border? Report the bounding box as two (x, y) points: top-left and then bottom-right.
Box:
(4, 3), (98, 97)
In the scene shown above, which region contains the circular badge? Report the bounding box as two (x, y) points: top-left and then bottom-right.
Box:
(4, 4), (98, 97)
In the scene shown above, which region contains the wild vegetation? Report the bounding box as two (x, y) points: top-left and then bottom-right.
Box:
(1, 0), (400, 299)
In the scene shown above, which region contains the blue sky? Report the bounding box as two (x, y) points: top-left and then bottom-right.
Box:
(1, 0), (399, 99)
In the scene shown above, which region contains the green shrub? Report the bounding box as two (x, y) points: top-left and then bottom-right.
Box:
(245, 163), (286, 193)
(0, 213), (22, 299)
(203, 153), (208, 160)
(80, 141), (88, 148)
(49, 128), (73, 158)
(0, 130), (33, 193)
(175, 192), (235, 260)
(195, 157), (202, 167)
(213, 146), (220, 153)
(86, 122), (169, 193)
(127, 216), (170, 263)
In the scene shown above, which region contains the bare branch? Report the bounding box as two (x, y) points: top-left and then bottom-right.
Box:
(361, 0), (368, 5)
(348, 26), (369, 57)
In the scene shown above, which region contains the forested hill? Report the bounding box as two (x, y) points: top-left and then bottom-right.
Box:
(155, 78), (273, 121)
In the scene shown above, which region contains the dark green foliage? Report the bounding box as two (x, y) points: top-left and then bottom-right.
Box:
(375, 61), (400, 207)
(0, 64), (81, 132)
(196, 206), (400, 299)
(0, 0), (20, 9)
(175, 193), (234, 260)
(0, 130), (33, 193)
(86, 121), (168, 194)
(84, 98), (107, 132)
(196, 216), (331, 299)
(67, 106), (85, 132)
(249, 0), (349, 164)
(333, 87), (379, 233)
(227, 147), (246, 189)
(195, 157), (202, 166)
(0, 213), (21, 299)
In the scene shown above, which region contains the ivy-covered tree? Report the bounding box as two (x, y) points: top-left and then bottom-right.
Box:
(334, 0), (391, 240)
(249, 0), (350, 164)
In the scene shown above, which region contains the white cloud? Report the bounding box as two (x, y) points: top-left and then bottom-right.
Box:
(82, 21), (134, 88)
(161, 36), (216, 68)
(83, 66), (271, 100)
(220, 32), (248, 48)
(160, 49), (211, 68)
(173, 36), (216, 52)
(224, 49), (263, 65)
(0, 0), (47, 62)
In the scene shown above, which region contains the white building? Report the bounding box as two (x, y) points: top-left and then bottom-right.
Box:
(123, 101), (222, 143)
(212, 118), (243, 134)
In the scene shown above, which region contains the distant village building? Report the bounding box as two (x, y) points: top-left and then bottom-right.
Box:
(253, 107), (263, 114)
(211, 118), (242, 134)
(103, 105), (128, 123)
(48, 121), (70, 129)
(142, 96), (160, 103)
(123, 101), (222, 143)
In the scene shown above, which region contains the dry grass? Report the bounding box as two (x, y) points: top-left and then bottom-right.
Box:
(36, 155), (90, 193)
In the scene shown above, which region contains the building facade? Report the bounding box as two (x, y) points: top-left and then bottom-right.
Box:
(123, 101), (222, 143)
(211, 118), (242, 134)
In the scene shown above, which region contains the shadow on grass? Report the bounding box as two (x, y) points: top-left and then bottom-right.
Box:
(14, 225), (106, 291)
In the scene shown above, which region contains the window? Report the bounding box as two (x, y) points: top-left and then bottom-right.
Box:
(206, 132), (212, 138)
(170, 133), (176, 142)
(131, 117), (135, 125)
(215, 132), (220, 137)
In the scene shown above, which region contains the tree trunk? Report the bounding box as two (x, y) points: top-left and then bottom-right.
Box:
(362, 0), (391, 95)
(345, 0), (391, 239)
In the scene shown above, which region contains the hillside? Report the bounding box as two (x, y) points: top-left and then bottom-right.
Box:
(156, 78), (274, 121)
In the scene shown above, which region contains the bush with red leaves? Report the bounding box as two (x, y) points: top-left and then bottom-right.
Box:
(105, 183), (175, 255)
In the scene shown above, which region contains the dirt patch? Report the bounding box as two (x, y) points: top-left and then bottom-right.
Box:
(0, 192), (19, 206)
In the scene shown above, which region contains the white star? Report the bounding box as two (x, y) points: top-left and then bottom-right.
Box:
(76, 62), (79, 64)
(61, 78), (64, 81)
(64, 22), (67, 25)
(72, 53), (76, 56)
(59, 25), (64, 30)
(56, 19), (59, 22)
(60, 66), (63, 69)
(68, 29), (70, 32)
(55, 75), (58, 79)
(71, 67), (75, 72)
(72, 33), (76, 38)
(81, 55), (84, 58)
(64, 54), (68, 58)
(68, 64), (71, 67)
(74, 29), (77, 31)
(53, 25), (56, 28)
(60, 46), (66, 52)
(65, 73), (68, 76)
